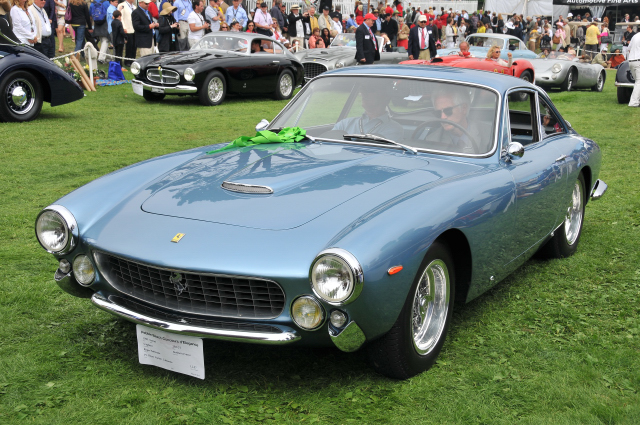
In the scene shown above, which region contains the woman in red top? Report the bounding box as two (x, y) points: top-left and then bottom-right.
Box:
(394, 0), (402, 17)
(355, 2), (363, 25)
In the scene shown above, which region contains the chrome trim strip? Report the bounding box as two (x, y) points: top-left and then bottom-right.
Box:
(591, 179), (607, 200)
(309, 248), (364, 306)
(54, 269), (94, 298)
(614, 82), (634, 88)
(268, 73), (503, 159)
(93, 251), (286, 320)
(35, 204), (79, 255)
(91, 293), (301, 344)
(329, 320), (366, 352)
(133, 79), (197, 94)
(221, 181), (274, 194)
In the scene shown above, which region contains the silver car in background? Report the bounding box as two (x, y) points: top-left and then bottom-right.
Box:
(294, 33), (407, 82)
(529, 52), (606, 92)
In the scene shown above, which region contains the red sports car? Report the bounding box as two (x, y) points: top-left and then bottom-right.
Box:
(400, 55), (535, 85)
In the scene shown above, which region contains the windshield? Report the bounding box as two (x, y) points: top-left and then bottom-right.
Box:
(466, 35), (505, 49)
(271, 76), (499, 156)
(537, 51), (576, 60)
(191, 34), (250, 53)
(330, 33), (384, 49)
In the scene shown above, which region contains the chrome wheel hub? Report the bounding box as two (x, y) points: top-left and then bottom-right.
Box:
(411, 259), (449, 355)
(598, 74), (603, 89)
(6, 78), (35, 114)
(567, 73), (572, 89)
(207, 77), (224, 103)
(564, 179), (583, 245)
(280, 74), (293, 97)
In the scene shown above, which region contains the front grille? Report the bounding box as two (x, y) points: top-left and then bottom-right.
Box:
(146, 68), (180, 85)
(303, 62), (328, 80)
(110, 296), (282, 333)
(95, 252), (285, 319)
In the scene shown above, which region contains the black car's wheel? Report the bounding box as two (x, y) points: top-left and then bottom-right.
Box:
(142, 90), (166, 102)
(368, 241), (455, 380)
(199, 71), (226, 106)
(0, 70), (43, 123)
(274, 69), (294, 100)
(561, 68), (576, 92)
(538, 173), (586, 259)
(511, 70), (533, 101)
(617, 86), (632, 104)
(591, 71), (605, 92)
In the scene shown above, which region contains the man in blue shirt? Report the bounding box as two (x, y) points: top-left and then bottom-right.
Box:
(372, 10), (382, 34)
(225, 0), (247, 29)
(173, 0), (192, 50)
(106, 0), (118, 36)
(346, 14), (357, 31)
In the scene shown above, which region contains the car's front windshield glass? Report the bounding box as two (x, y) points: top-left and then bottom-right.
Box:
(467, 35), (504, 49)
(538, 51), (575, 60)
(271, 76), (499, 156)
(330, 34), (357, 48)
(191, 34), (250, 53)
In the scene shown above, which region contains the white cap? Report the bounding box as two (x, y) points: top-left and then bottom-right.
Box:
(567, 13), (573, 17)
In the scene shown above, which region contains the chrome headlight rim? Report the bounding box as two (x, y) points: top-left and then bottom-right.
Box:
(335, 61), (345, 68)
(290, 295), (325, 330)
(309, 248), (364, 306)
(552, 63), (562, 74)
(131, 61), (141, 76)
(35, 205), (78, 255)
(184, 67), (195, 81)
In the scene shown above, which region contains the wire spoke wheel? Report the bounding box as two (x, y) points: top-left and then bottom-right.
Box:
(564, 178), (584, 246)
(208, 77), (224, 103)
(280, 73), (293, 97)
(411, 259), (450, 355)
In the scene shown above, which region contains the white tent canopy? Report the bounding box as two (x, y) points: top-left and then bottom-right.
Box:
(485, 0), (569, 19)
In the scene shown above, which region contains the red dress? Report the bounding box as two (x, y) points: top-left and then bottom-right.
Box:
(355, 7), (364, 25)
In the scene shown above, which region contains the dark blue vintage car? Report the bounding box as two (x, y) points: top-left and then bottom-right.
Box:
(36, 66), (607, 379)
(615, 60), (635, 104)
(130, 33), (304, 106)
(0, 40), (83, 122)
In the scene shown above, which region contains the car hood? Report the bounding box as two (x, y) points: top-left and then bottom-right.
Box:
(141, 143), (442, 230)
(143, 50), (237, 67)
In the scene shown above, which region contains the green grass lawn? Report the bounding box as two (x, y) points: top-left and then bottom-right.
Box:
(0, 70), (639, 424)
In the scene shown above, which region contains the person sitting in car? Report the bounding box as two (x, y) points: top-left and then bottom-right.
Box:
(486, 45), (512, 67)
(457, 40), (473, 57)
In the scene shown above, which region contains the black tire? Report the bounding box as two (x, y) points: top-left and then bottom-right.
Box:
(368, 241), (455, 380)
(561, 68), (576, 92)
(142, 90), (166, 102)
(0, 70), (43, 122)
(512, 70), (534, 102)
(591, 71), (605, 92)
(199, 71), (226, 106)
(617, 86), (632, 104)
(274, 69), (294, 100)
(538, 173), (586, 259)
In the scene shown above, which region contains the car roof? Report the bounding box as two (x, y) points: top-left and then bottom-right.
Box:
(323, 64), (536, 94)
(467, 33), (520, 40)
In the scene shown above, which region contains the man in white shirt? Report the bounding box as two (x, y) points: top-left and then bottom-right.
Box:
(627, 32), (640, 107)
(188, 0), (209, 47)
(253, 2), (273, 36)
(29, 0), (54, 57)
(118, 0), (136, 66)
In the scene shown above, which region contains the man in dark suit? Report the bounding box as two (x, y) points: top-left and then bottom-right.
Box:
(355, 13), (380, 64)
(408, 14), (436, 60)
(132, 0), (158, 56)
(381, 12), (398, 47)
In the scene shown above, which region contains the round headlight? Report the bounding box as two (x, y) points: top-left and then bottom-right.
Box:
(335, 61), (345, 68)
(310, 249), (363, 305)
(291, 296), (324, 330)
(131, 62), (140, 75)
(36, 207), (78, 254)
(552, 63), (562, 74)
(73, 255), (95, 285)
(184, 67), (195, 81)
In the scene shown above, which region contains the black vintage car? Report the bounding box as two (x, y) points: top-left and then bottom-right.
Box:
(131, 33), (304, 106)
(615, 60), (635, 104)
(0, 36), (83, 122)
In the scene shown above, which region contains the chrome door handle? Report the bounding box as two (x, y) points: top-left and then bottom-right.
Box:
(555, 155), (568, 162)
(272, 60), (280, 63)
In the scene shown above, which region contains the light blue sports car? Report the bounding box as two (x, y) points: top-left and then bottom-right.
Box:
(437, 33), (538, 60)
(35, 65), (606, 379)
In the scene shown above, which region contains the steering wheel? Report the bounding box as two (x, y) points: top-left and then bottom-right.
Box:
(411, 119), (481, 153)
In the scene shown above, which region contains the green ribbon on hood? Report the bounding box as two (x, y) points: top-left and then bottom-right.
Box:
(207, 127), (307, 155)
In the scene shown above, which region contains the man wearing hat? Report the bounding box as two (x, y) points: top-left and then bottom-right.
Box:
(585, 21), (600, 57)
(132, 0), (159, 57)
(288, 4), (310, 49)
(319, 0), (332, 16)
(355, 13), (379, 64)
(318, 5), (333, 36)
(592, 46), (611, 68)
(408, 14), (436, 60)
(372, 10), (382, 34)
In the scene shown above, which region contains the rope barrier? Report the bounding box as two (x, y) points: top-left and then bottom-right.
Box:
(51, 43), (133, 82)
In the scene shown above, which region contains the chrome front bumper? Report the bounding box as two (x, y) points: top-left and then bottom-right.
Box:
(614, 82), (634, 88)
(591, 179), (608, 200)
(91, 293), (301, 345)
(132, 79), (198, 94)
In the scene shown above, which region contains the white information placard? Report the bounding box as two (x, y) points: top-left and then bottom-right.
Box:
(136, 325), (205, 380)
(132, 81), (143, 96)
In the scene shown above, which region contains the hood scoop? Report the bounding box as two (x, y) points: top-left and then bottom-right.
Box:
(221, 181), (273, 194)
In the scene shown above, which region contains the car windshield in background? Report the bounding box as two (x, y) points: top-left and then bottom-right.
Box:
(191, 34), (250, 53)
(537, 52), (577, 61)
(271, 76), (499, 156)
(330, 34), (358, 48)
(467, 35), (504, 48)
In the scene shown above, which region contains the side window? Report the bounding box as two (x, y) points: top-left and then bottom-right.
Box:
(538, 97), (566, 138)
(507, 91), (537, 146)
(508, 38), (520, 50)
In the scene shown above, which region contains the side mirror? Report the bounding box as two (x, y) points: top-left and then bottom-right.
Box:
(565, 120), (572, 128)
(255, 119), (269, 132)
(507, 142), (524, 158)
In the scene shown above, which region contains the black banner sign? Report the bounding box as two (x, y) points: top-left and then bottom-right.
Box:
(553, 0), (639, 5)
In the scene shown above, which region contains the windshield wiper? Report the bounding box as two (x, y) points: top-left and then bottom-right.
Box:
(343, 133), (417, 155)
